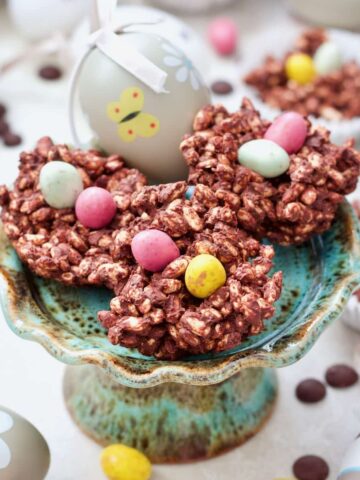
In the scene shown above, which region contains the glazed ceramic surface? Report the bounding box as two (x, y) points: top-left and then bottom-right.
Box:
(0, 201), (359, 388)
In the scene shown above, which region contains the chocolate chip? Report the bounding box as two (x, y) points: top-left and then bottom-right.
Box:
(293, 455), (329, 480)
(296, 379), (326, 403)
(3, 132), (22, 147)
(38, 65), (63, 81)
(325, 364), (359, 388)
(211, 80), (233, 95)
(0, 120), (9, 136)
(0, 103), (7, 118)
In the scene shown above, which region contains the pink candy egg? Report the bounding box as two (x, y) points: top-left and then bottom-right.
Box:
(264, 112), (308, 154)
(131, 229), (180, 272)
(208, 17), (237, 56)
(75, 186), (116, 229)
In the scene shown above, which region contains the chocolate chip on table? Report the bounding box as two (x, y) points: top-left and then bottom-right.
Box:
(296, 379), (326, 403)
(325, 364), (359, 388)
(3, 132), (22, 147)
(293, 455), (329, 480)
(0, 119), (9, 136)
(38, 65), (63, 81)
(211, 80), (234, 95)
(0, 103), (6, 118)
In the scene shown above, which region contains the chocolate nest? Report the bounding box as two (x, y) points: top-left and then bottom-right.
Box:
(244, 29), (360, 120)
(0, 137), (284, 360)
(181, 98), (360, 245)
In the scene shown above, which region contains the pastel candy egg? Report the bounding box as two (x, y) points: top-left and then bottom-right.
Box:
(264, 112), (308, 154)
(185, 254), (226, 299)
(185, 185), (195, 200)
(238, 139), (290, 178)
(39, 161), (83, 209)
(75, 187), (117, 229)
(208, 17), (237, 56)
(100, 444), (151, 480)
(285, 53), (316, 85)
(131, 229), (180, 272)
(314, 41), (342, 75)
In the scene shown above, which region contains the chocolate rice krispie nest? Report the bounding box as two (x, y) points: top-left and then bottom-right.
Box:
(0, 137), (282, 359)
(180, 98), (360, 245)
(244, 29), (360, 121)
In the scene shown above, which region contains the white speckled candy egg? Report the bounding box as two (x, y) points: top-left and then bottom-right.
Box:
(39, 161), (84, 209)
(338, 435), (360, 479)
(237, 139), (290, 178)
(314, 41), (342, 75)
(76, 33), (210, 183)
(0, 406), (50, 479)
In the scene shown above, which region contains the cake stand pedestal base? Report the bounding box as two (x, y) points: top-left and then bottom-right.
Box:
(63, 365), (277, 463)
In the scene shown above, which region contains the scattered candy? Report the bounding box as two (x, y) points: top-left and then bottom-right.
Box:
(325, 364), (358, 388)
(185, 185), (195, 200)
(285, 53), (316, 85)
(185, 254), (226, 299)
(296, 379), (326, 403)
(100, 444), (151, 480)
(3, 132), (22, 147)
(75, 187), (116, 229)
(264, 112), (307, 154)
(131, 229), (180, 272)
(0, 120), (9, 136)
(38, 65), (63, 81)
(293, 455), (329, 480)
(208, 17), (237, 56)
(0, 103), (6, 117)
(211, 80), (234, 95)
(314, 42), (342, 76)
(237, 139), (290, 178)
(39, 161), (84, 209)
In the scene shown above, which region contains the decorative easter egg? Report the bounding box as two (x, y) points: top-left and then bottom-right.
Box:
(75, 187), (117, 229)
(75, 33), (210, 183)
(185, 254), (226, 299)
(237, 139), (290, 178)
(0, 406), (50, 479)
(100, 444), (151, 480)
(39, 161), (83, 209)
(314, 41), (342, 75)
(338, 436), (360, 479)
(264, 112), (308, 154)
(114, 5), (211, 77)
(285, 53), (316, 85)
(185, 185), (195, 200)
(207, 17), (238, 56)
(131, 229), (180, 272)
(8, 0), (91, 40)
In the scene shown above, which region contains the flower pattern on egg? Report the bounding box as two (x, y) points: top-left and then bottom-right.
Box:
(162, 42), (202, 91)
(0, 411), (13, 469)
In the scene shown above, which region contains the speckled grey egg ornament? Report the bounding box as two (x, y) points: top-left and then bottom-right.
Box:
(0, 406), (50, 479)
(70, 31), (210, 183)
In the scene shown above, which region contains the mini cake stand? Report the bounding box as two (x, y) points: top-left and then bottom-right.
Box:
(0, 202), (360, 463)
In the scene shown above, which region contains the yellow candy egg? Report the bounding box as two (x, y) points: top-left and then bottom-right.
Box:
(100, 444), (151, 480)
(285, 53), (316, 85)
(185, 254), (226, 299)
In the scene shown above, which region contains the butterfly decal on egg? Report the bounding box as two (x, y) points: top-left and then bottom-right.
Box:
(107, 87), (160, 143)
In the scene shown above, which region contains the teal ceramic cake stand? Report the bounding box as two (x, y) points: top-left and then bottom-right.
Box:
(0, 201), (360, 463)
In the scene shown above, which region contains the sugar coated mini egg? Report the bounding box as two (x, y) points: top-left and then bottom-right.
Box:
(264, 112), (308, 154)
(39, 161), (83, 209)
(185, 254), (226, 299)
(75, 187), (117, 229)
(100, 444), (151, 480)
(314, 41), (342, 76)
(208, 17), (238, 56)
(238, 139), (290, 178)
(285, 53), (316, 85)
(131, 229), (180, 272)
(185, 185), (195, 200)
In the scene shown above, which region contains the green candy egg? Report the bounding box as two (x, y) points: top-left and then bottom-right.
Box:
(39, 161), (84, 209)
(237, 139), (290, 178)
(314, 41), (342, 76)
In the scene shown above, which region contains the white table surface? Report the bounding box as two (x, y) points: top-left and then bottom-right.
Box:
(0, 1), (360, 479)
